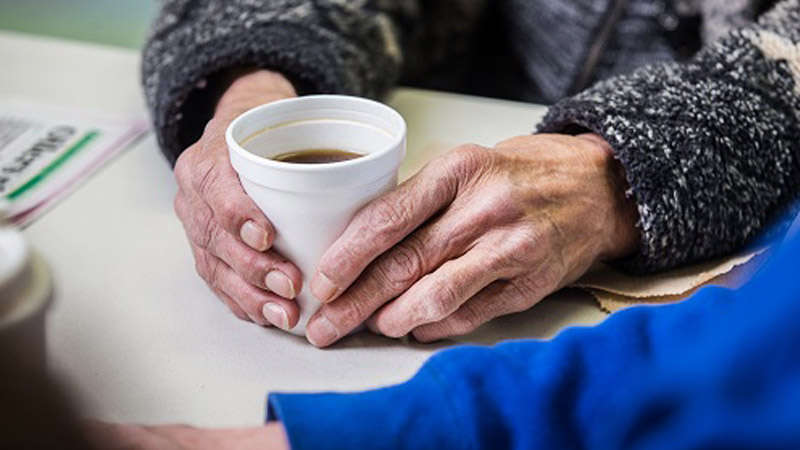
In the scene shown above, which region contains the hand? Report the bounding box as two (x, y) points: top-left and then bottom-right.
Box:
(173, 69), (302, 330)
(305, 134), (640, 346)
(85, 422), (289, 450)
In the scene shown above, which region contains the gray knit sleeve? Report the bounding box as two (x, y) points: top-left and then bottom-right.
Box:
(142, 0), (486, 164)
(538, 0), (800, 273)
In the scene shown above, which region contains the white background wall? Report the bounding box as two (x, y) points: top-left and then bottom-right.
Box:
(0, 0), (158, 48)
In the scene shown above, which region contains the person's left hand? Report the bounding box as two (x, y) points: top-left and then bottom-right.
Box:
(84, 422), (289, 450)
(304, 134), (641, 347)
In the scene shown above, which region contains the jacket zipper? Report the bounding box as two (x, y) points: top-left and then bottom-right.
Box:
(570, 0), (630, 95)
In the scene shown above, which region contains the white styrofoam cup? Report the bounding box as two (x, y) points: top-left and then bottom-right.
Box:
(227, 95), (407, 335)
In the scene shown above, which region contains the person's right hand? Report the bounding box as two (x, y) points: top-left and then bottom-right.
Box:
(173, 69), (303, 330)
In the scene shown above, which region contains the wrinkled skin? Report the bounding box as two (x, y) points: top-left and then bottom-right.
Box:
(173, 70), (303, 330)
(174, 69), (640, 345)
(304, 133), (640, 346)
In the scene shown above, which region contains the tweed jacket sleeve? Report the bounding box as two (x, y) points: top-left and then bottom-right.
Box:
(539, 0), (800, 273)
(141, 0), (485, 164)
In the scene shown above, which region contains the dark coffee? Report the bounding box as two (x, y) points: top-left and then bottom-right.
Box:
(272, 149), (364, 164)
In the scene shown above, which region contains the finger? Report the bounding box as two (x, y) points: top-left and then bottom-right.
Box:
(411, 278), (543, 342)
(304, 207), (484, 347)
(215, 263), (300, 330)
(367, 248), (506, 338)
(189, 242), (251, 321)
(176, 192), (301, 299)
(175, 131), (275, 252)
(310, 146), (490, 303)
(191, 243), (299, 329)
(218, 289), (253, 323)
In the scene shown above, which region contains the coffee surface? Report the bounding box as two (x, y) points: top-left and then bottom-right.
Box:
(272, 149), (363, 164)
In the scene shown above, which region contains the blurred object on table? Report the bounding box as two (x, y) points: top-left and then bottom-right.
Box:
(0, 226), (89, 449)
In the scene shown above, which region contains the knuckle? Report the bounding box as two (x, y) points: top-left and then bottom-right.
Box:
(193, 158), (220, 197)
(174, 149), (195, 184)
(365, 195), (411, 239)
(197, 210), (220, 251)
(483, 187), (524, 222)
(373, 309), (411, 338)
(218, 197), (239, 219)
(239, 249), (262, 272)
(201, 118), (226, 144)
(242, 305), (266, 326)
(415, 309), (484, 342)
(447, 315), (481, 337)
(411, 326), (446, 343)
(508, 277), (547, 310)
(455, 306), (485, 333)
(319, 245), (357, 282)
(468, 202), (508, 232)
(173, 193), (182, 214)
(204, 117), (220, 135)
(173, 194), (185, 220)
(335, 298), (370, 330)
(425, 278), (459, 320)
(216, 196), (247, 232)
(377, 241), (426, 292)
(502, 228), (540, 266)
(482, 244), (512, 274)
(238, 252), (266, 284)
(378, 321), (407, 338)
(216, 292), (249, 322)
(204, 255), (223, 288)
(194, 251), (211, 282)
(414, 299), (447, 325)
(372, 314), (397, 337)
(444, 144), (490, 176)
(230, 305), (249, 322)
(411, 327), (431, 342)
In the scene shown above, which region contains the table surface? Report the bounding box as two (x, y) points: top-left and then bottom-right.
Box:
(1, 31), (608, 427)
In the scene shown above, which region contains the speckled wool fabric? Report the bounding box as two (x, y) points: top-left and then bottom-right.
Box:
(143, 0), (799, 273)
(540, 0), (800, 272)
(142, 0), (487, 163)
(144, 0), (773, 160)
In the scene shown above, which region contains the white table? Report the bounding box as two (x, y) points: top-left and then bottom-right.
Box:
(1, 31), (607, 427)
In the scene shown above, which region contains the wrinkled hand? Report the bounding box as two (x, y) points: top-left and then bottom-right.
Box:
(85, 422), (288, 450)
(305, 134), (640, 346)
(174, 69), (302, 330)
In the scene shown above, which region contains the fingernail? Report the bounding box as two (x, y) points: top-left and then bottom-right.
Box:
(306, 315), (339, 347)
(262, 303), (289, 329)
(310, 271), (339, 303)
(240, 221), (269, 251)
(265, 271), (296, 299)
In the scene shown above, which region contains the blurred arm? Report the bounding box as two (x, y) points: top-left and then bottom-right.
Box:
(268, 218), (800, 449)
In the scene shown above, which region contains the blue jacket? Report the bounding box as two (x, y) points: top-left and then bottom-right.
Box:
(267, 219), (800, 449)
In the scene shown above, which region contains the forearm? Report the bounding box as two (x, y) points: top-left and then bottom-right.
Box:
(268, 312), (698, 450)
(142, 0), (412, 163)
(268, 216), (800, 449)
(214, 69), (296, 115)
(539, 0), (800, 273)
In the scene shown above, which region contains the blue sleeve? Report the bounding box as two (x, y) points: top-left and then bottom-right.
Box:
(267, 224), (800, 450)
